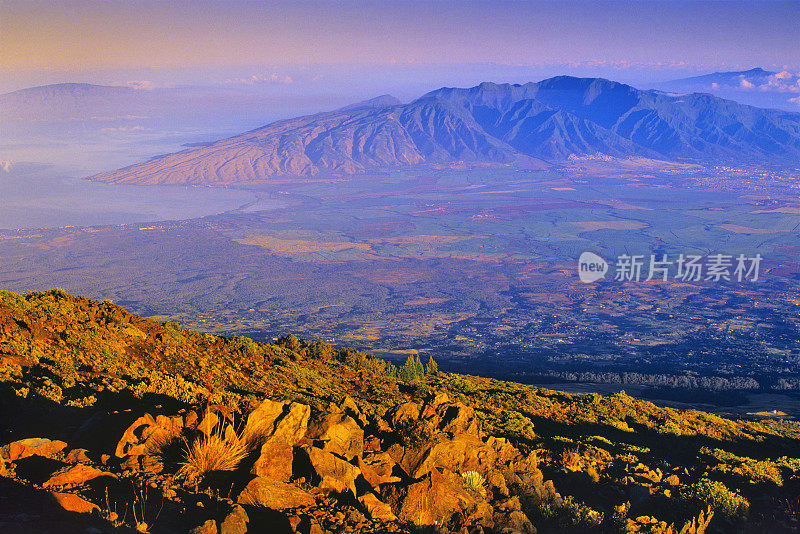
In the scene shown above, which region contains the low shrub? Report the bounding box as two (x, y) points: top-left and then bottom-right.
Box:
(679, 478), (749, 520)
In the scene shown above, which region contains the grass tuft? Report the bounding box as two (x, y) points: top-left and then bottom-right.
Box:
(461, 470), (485, 494)
(177, 423), (248, 483)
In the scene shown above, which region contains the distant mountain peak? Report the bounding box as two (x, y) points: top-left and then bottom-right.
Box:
(2, 82), (134, 98)
(742, 67), (773, 75)
(655, 67), (800, 110)
(90, 76), (800, 185)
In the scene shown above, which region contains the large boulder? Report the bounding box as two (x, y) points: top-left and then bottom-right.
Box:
(248, 400), (311, 480)
(419, 393), (481, 436)
(251, 439), (294, 481)
(50, 492), (99, 514)
(388, 433), (528, 482)
(237, 477), (315, 509)
(43, 464), (117, 488)
(359, 492), (397, 522)
(386, 394), (481, 439)
(387, 468), (487, 528)
(243, 400), (310, 446)
(302, 446), (361, 496)
(189, 520), (217, 534)
(390, 434), (484, 479)
(219, 504), (249, 534)
(114, 413), (183, 458)
(305, 411), (364, 460)
(2, 438), (67, 461)
(242, 399), (287, 440)
(386, 401), (421, 429)
(357, 451), (401, 488)
(341, 396), (369, 427)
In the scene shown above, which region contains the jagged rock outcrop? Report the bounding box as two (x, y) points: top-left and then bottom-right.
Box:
(2, 438), (67, 461)
(244, 399), (311, 445)
(385, 467), (492, 527)
(301, 446), (361, 496)
(358, 492), (397, 522)
(357, 451), (401, 488)
(305, 409), (364, 460)
(237, 476), (316, 508)
(248, 400), (311, 481)
(114, 413), (184, 458)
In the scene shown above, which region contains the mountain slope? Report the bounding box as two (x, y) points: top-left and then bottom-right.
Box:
(90, 77), (800, 185)
(1, 289), (799, 532)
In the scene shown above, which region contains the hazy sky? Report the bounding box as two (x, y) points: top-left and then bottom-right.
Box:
(2, 0), (798, 89)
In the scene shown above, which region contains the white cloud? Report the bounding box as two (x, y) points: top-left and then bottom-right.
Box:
(729, 71), (800, 93)
(789, 95), (800, 105)
(90, 115), (147, 121)
(763, 71), (800, 93)
(100, 126), (146, 132)
(223, 73), (293, 85)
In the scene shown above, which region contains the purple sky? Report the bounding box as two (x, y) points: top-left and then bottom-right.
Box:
(2, 0), (798, 93)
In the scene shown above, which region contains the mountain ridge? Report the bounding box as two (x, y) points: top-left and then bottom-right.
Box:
(89, 76), (800, 185)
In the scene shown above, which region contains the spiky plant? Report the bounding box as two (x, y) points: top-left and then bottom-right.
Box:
(177, 423), (247, 484)
(461, 470), (486, 494)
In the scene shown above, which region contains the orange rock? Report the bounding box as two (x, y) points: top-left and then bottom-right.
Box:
(65, 448), (92, 464)
(237, 477), (315, 509)
(305, 411), (364, 460)
(359, 492), (397, 522)
(50, 492), (99, 514)
(419, 393), (482, 436)
(44, 463), (117, 488)
(242, 399), (287, 440)
(188, 519), (217, 534)
(393, 468), (478, 527)
(2, 438), (68, 461)
(387, 401), (421, 428)
(115, 413), (182, 458)
(219, 504), (249, 534)
(251, 439), (294, 481)
(197, 411), (219, 438)
(242, 400), (310, 446)
(357, 451), (400, 488)
(115, 414), (156, 457)
(304, 446), (360, 496)
(271, 403), (311, 444)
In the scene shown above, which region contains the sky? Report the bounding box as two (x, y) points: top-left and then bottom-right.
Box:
(1, 0), (799, 92)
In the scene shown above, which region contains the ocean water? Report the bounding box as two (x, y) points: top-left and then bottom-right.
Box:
(0, 165), (258, 231)
(0, 119), (279, 231)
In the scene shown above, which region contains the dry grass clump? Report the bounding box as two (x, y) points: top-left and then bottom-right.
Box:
(177, 423), (248, 483)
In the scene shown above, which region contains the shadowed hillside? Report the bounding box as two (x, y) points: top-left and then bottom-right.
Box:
(1, 289), (799, 533)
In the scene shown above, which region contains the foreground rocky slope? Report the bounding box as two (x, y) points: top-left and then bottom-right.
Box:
(1, 289), (799, 533)
(90, 76), (800, 185)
